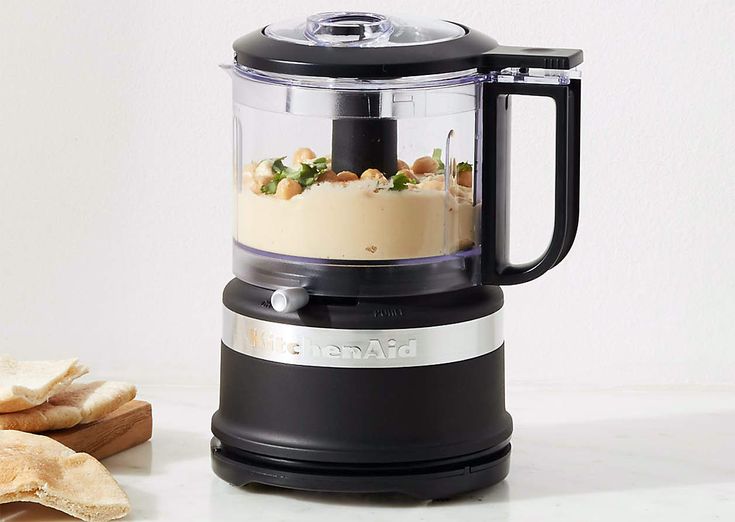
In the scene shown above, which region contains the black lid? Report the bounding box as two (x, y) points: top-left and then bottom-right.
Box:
(233, 12), (583, 79)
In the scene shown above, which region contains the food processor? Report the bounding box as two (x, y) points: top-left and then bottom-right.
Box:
(211, 11), (582, 499)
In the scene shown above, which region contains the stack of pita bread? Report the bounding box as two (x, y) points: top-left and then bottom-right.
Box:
(0, 355), (134, 521)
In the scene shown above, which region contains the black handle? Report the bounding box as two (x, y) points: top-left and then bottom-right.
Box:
(483, 45), (584, 70)
(480, 78), (581, 285)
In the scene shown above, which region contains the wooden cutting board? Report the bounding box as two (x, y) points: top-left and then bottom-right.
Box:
(43, 400), (152, 460)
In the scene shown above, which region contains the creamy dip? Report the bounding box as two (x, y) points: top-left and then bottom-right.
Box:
(236, 176), (476, 260)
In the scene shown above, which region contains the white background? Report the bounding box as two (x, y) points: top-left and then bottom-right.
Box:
(1, 0), (733, 387)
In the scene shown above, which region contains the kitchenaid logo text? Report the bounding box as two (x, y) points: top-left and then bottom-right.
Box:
(245, 328), (417, 360)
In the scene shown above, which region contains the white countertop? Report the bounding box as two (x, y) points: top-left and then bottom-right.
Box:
(2, 384), (734, 521)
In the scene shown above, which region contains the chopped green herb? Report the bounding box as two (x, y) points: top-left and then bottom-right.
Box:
(312, 157), (328, 169)
(271, 157), (288, 175)
(260, 179), (278, 194)
(389, 172), (418, 191)
(259, 157), (287, 194)
(457, 161), (473, 173)
(432, 148), (446, 174)
(259, 155), (330, 194)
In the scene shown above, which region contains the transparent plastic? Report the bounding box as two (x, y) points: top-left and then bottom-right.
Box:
(265, 12), (466, 48)
(225, 52), (580, 295)
(229, 65), (482, 266)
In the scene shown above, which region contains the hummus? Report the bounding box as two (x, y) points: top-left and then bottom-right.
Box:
(236, 175), (476, 260)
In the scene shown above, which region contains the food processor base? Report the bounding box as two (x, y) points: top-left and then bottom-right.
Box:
(211, 438), (510, 500)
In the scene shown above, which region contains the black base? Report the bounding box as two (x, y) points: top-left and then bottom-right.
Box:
(211, 438), (511, 500)
(213, 281), (512, 499)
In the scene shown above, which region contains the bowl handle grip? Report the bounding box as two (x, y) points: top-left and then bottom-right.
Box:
(480, 78), (581, 285)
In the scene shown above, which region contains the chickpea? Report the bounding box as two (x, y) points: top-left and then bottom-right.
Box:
(255, 159), (273, 179)
(249, 178), (270, 194)
(360, 168), (387, 183)
(336, 171), (359, 182)
(457, 169), (473, 188)
(412, 156), (439, 175)
(292, 147), (316, 166)
(317, 170), (338, 182)
(275, 178), (303, 200)
(250, 160), (274, 194)
(396, 159), (410, 171)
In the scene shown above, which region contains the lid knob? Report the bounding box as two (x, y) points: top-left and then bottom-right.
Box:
(305, 12), (394, 46)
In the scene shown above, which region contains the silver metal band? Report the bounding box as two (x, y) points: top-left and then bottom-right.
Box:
(222, 308), (504, 369)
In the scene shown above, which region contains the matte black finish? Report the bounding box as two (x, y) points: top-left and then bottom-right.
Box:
(211, 281), (511, 498)
(213, 344), (510, 463)
(223, 278), (503, 329)
(232, 242), (481, 298)
(332, 117), (397, 175)
(480, 79), (582, 285)
(211, 438), (510, 500)
(233, 24), (583, 78)
(483, 45), (584, 71)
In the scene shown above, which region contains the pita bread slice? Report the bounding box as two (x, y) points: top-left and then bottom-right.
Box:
(0, 355), (88, 413)
(0, 381), (136, 433)
(0, 430), (130, 521)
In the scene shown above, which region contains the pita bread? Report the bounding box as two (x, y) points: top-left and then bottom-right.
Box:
(0, 355), (88, 413)
(0, 381), (136, 433)
(0, 430), (130, 521)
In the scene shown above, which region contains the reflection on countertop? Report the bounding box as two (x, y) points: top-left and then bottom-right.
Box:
(1, 384), (733, 521)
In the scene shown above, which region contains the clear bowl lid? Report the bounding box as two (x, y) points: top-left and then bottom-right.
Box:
(233, 11), (581, 80)
(264, 12), (466, 48)
(233, 12), (497, 78)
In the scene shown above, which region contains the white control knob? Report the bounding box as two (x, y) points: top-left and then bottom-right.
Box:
(271, 287), (310, 313)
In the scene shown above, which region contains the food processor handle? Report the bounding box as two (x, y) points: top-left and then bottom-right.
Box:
(480, 78), (581, 285)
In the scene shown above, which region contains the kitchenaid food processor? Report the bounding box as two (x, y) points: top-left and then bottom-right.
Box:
(212, 11), (582, 499)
